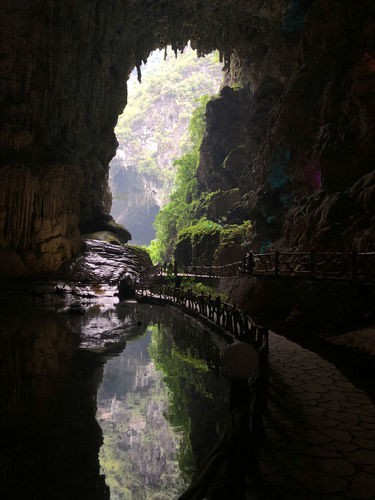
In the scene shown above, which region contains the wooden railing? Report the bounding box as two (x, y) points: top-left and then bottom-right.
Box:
(136, 282), (268, 348)
(148, 250), (375, 281)
(135, 281), (268, 495)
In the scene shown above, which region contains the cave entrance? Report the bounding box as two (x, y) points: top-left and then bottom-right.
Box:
(109, 45), (223, 247)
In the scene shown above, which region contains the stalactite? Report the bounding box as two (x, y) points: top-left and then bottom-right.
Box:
(136, 63), (142, 82)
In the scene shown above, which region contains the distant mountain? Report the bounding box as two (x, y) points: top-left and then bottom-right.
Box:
(109, 46), (222, 245)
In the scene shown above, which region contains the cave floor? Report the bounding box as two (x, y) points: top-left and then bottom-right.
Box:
(249, 332), (375, 499)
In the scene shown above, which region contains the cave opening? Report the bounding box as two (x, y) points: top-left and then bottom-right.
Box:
(109, 45), (223, 248)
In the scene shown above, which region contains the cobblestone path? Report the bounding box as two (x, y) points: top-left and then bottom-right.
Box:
(250, 332), (375, 499)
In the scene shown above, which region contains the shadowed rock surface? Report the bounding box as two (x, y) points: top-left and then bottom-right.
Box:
(0, 0), (374, 276)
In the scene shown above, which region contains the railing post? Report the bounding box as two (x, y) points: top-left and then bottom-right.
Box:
(215, 295), (221, 325)
(199, 292), (204, 314)
(274, 251), (280, 278)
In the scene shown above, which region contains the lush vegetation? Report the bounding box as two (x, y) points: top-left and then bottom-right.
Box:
(143, 80), (253, 264)
(148, 96), (214, 262)
(110, 45), (252, 260)
(179, 278), (229, 301)
(110, 47), (223, 243)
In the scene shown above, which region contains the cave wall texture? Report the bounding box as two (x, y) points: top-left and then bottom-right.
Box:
(0, 0), (374, 276)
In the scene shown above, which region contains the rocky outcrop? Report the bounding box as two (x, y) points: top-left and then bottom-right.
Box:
(205, 189), (242, 222)
(197, 0), (374, 253)
(198, 87), (253, 193)
(0, 0), (374, 276)
(197, 77), (285, 234)
(248, 0), (375, 251)
(0, 163), (82, 276)
(0, 0), (134, 275)
(283, 170), (375, 250)
(60, 239), (152, 285)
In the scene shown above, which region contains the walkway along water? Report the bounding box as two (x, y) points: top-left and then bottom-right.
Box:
(253, 332), (375, 499)
(135, 282), (270, 498)
(147, 250), (375, 282)
(135, 279), (375, 499)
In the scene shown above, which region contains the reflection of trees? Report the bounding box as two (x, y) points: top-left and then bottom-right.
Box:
(97, 324), (188, 499)
(95, 303), (230, 498)
(147, 311), (230, 480)
(148, 324), (195, 480)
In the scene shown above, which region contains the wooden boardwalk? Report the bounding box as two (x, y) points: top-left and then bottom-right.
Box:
(149, 250), (375, 282)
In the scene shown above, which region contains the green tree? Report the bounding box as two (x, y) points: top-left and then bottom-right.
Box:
(149, 95), (212, 261)
(110, 47), (222, 245)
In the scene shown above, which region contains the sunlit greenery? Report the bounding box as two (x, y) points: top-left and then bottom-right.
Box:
(148, 96), (214, 262)
(176, 217), (221, 246)
(216, 220), (252, 252)
(179, 278), (229, 301)
(111, 45), (252, 261)
(97, 328), (189, 499)
(111, 47), (222, 217)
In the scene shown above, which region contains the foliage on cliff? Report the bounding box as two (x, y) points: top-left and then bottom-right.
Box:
(148, 95), (213, 261)
(110, 47), (222, 245)
(173, 218), (252, 266)
(148, 95), (252, 264)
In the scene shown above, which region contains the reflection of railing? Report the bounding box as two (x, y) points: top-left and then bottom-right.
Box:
(134, 250), (374, 495)
(135, 282), (269, 494)
(136, 283), (268, 348)
(148, 250), (375, 281)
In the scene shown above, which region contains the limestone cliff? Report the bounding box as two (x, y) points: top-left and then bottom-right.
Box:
(197, 0), (375, 252)
(252, 0), (375, 251)
(0, 0), (373, 276)
(110, 47), (221, 246)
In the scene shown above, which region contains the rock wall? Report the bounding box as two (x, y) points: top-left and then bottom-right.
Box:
(0, 0), (373, 276)
(222, 276), (374, 333)
(0, 163), (82, 276)
(197, 0), (375, 252)
(253, 0), (375, 251)
(110, 161), (161, 246)
(0, 0), (133, 275)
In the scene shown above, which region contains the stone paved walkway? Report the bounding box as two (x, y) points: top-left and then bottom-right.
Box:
(249, 332), (375, 499)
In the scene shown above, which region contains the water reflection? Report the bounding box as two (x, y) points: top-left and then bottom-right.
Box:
(0, 301), (229, 500)
(0, 305), (110, 500)
(97, 304), (230, 499)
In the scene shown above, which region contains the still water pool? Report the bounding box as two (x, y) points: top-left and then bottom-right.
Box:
(0, 301), (230, 499)
(96, 303), (230, 499)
